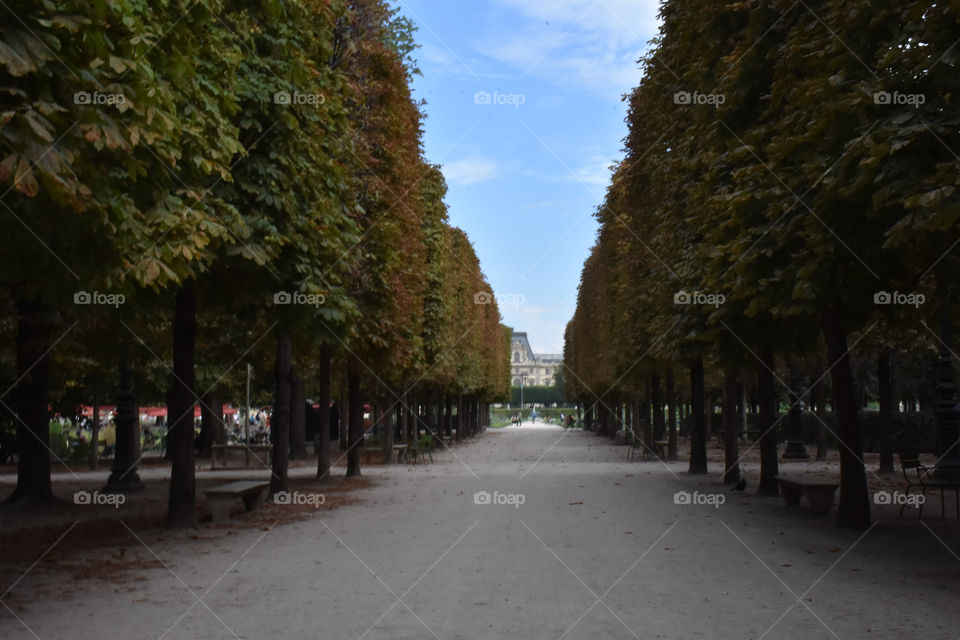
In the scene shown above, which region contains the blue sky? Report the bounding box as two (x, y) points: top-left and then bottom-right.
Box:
(397, 0), (661, 354)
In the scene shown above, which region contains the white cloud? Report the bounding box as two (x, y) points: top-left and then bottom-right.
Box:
(521, 156), (617, 189)
(442, 155), (499, 185)
(523, 199), (566, 210)
(569, 156), (616, 186)
(476, 0), (660, 98)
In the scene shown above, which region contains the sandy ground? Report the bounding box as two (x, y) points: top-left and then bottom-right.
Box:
(2, 426), (959, 640)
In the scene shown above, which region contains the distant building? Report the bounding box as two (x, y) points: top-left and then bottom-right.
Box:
(510, 331), (562, 386)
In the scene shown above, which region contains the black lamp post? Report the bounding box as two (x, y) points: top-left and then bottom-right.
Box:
(103, 364), (144, 492)
(783, 372), (810, 459)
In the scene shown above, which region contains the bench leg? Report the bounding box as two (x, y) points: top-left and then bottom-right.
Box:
(805, 489), (835, 514)
(242, 491), (264, 512)
(209, 498), (232, 523)
(780, 484), (803, 506)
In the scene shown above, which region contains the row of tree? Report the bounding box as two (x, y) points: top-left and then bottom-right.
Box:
(0, 0), (510, 526)
(565, 0), (960, 528)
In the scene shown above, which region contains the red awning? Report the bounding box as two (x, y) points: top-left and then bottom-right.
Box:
(81, 405), (239, 418)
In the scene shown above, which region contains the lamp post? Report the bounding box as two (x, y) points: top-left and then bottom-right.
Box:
(103, 364), (143, 492)
(520, 373), (527, 416)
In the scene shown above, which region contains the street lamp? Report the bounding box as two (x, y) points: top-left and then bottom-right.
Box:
(520, 372), (527, 414)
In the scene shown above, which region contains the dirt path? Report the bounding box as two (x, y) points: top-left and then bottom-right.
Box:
(3, 426), (959, 639)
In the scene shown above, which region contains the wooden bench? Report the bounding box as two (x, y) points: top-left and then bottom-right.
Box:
(775, 476), (839, 514)
(205, 481), (270, 523)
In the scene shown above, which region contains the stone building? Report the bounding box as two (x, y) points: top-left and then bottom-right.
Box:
(510, 331), (562, 386)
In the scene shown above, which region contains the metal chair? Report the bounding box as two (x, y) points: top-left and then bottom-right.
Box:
(899, 453), (959, 519)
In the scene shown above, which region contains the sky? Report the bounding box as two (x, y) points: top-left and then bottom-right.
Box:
(396, 0), (662, 354)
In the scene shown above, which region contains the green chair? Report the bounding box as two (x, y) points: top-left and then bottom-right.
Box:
(409, 434), (433, 464)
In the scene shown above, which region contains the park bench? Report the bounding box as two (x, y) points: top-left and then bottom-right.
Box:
(205, 481), (270, 523)
(210, 444), (272, 469)
(364, 437), (383, 463)
(774, 476), (838, 514)
(363, 438), (409, 463)
(653, 440), (669, 458)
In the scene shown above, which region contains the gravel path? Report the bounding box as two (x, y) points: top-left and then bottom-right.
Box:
(2, 425), (959, 639)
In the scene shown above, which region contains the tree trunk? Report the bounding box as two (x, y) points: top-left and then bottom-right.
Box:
(877, 350), (895, 474)
(652, 374), (665, 442)
(632, 394), (642, 447)
(722, 369), (740, 484)
(445, 394), (453, 438)
(197, 392), (220, 458)
(470, 396), (477, 435)
(666, 370), (677, 459)
(689, 358), (708, 474)
(6, 297), (55, 506)
(289, 370), (307, 459)
(269, 330), (292, 497)
(384, 394), (395, 463)
(407, 389), (417, 442)
(823, 310), (871, 528)
(167, 285), (197, 528)
(456, 394), (463, 442)
(345, 362), (362, 477)
(428, 388), (439, 436)
(737, 380), (747, 441)
(705, 390), (715, 441)
(757, 350), (780, 496)
(339, 368), (348, 452)
(812, 375), (828, 461)
(89, 401), (100, 471)
(316, 347), (331, 482)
